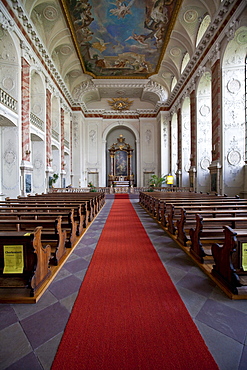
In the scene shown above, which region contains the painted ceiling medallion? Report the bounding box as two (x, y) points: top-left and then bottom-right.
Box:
(184, 10), (198, 23)
(43, 6), (58, 21)
(170, 47), (181, 57)
(108, 98), (133, 111)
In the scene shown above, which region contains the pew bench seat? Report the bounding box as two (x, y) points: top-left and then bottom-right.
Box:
(190, 215), (247, 263)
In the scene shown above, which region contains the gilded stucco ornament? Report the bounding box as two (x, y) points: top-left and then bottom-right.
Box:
(108, 98), (133, 111)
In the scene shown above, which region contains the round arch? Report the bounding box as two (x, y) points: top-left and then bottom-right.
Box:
(102, 121), (140, 187)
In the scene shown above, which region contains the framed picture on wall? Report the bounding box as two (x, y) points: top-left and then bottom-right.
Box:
(115, 150), (127, 176)
(211, 173), (217, 192)
(25, 174), (31, 193)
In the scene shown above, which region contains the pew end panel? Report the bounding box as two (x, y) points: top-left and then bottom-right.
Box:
(0, 227), (51, 297)
(212, 226), (247, 294)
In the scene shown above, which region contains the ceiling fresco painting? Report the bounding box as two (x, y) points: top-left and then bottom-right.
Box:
(63, 0), (181, 78)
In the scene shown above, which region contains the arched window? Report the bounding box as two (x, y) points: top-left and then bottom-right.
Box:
(181, 52), (190, 74)
(171, 76), (177, 92)
(196, 15), (211, 47)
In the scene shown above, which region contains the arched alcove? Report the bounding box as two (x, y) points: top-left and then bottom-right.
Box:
(31, 133), (45, 192)
(106, 126), (137, 186)
(0, 29), (19, 197)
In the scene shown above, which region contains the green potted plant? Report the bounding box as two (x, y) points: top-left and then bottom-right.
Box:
(49, 173), (59, 188)
(88, 181), (97, 192)
(148, 174), (166, 191)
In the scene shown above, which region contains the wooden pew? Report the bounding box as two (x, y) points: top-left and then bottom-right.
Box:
(3, 198), (92, 218)
(139, 191), (239, 222)
(0, 192), (105, 302)
(0, 216), (67, 265)
(212, 226), (247, 295)
(175, 207), (247, 246)
(162, 199), (247, 231)
(30, 191), (105, 213)
(189, 214), (247, 263)
(0, 205), (85, 233)
(0, 209), (78, 247)
(0, 227), (51, 297)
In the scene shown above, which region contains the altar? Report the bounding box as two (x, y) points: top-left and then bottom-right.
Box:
(108, 135), (134, 187)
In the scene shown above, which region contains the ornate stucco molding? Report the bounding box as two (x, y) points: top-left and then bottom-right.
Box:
(0, 10), (14, 31)
(6, 0), (74, 106)
(167, 0), (241, 106)
(142, 80), (168, 103)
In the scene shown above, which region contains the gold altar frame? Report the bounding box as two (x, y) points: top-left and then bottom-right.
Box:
(108, 135), (134, 186)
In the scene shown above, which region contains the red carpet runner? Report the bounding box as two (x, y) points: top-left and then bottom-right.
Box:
(52, 198), (218, 370)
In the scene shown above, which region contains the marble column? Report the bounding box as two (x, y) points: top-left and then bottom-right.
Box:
(61, 108), (65, 186)
(176, 107), (182, 187)
(209, 58), (222, 194)
(189, 89), (197, 191)
(21, 57), (31, 161)
(20, 57), (33, 196)
(45, 88), (52, 190)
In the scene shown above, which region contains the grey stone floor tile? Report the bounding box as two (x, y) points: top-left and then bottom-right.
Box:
(210, 288), (247, 315)
(35, 332), (63, 370)
(52, 266), (72, 282)
(196, 299), (247, 344)
(0, 323), (33, 369)
(21, 302), (70, 349)
(196, 320), (243, 370)
(64, 256), (90, 273)
(239, 345), (247, 370)
(74, 267), (88, 281)
(59, 292), (78, 313)
(73, 246), (94, 257)
(177, 271), (216, 297)
(178, 285), (209, 318)
(5, 352), (42, 370)
(163, 264), (188, 284)
(13, 290), (58, 321)
(48, 275), (82, 300)
(0, 305), (18, 330)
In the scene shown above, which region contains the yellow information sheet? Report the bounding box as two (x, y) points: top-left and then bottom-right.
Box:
(3, 245), (24, 274)
(242, 243), (247, 271)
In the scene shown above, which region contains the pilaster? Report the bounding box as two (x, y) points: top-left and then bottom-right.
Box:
(209, 56), (222, 194)
(176, 107), (182, 187)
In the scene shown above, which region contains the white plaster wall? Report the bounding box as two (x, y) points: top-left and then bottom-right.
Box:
(85, 118), (103, 185)
(72, 112), (84, 187)
(160, 112), (170, 180)
(140, 118), (157, 186)
(181, 97), (190, 187)
(0, 30), (19, 101)
(32, 140), (45, 193)
(1, 126), (19, 196)
(222, 27), (247, 196)
(171, 113), (178, 179)
(197, 72), (212, 193)
(51, 147), (60, 187)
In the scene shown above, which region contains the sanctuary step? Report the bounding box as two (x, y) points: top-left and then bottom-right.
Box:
(113, 181), (130, 187)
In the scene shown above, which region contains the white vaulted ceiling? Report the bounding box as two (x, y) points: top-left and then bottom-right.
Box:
(20, 0), (227, 110)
